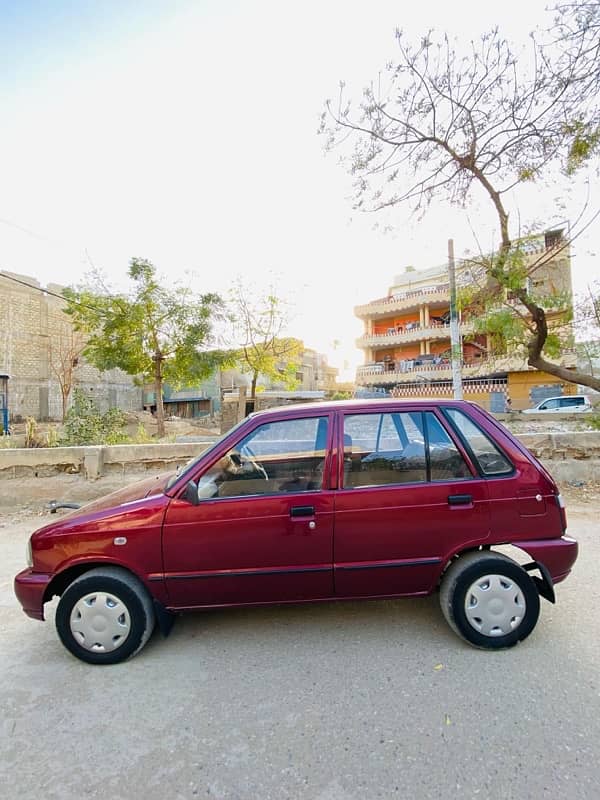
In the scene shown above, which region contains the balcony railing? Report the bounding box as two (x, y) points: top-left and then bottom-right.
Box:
(357, 321), (475, 348)
(356, 350), (578, 386)
(355, 285), (451, 318)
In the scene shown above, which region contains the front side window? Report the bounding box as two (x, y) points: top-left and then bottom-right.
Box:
(196, 416), (328, 499)
(444, 408), (513, 476)
(540, 398), (560, 410)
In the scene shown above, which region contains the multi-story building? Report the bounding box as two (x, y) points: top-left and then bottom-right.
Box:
(219, 347), (339, 396)
(354, 230), (576, 411)
(293, 348), (339, 393)
(0, 271), (142, 422)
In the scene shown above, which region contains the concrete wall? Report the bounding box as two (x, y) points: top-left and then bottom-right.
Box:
(1, 431), (599, 482)
(0, 271), (142, 421)
(0, 442), (210, 480)
(506, 371), (575, 410)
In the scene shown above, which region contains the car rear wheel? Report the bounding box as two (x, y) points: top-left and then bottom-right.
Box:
(56, 567), (155, 664)
(440, 551), (540, 649)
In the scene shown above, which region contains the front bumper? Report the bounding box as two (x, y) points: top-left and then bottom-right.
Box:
(14, 568), (53, 621)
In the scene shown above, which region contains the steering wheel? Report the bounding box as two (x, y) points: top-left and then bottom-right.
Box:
(234, 447), (269, 481)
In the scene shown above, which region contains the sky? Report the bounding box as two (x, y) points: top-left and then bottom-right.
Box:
(1, 0), (599, 380)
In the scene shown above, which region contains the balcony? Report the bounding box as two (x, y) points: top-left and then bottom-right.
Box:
(357, 321), (474, 349)
(355, 285), (451, 319)
(355, 350), (578, 387)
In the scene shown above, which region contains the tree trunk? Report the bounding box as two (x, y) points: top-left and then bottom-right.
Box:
(527, 353), (600, 392)
(482, 179), (600, 393)
(61, 388), (69, 422)
(154, 354), (166, 438)
(251, 372), (258, 400)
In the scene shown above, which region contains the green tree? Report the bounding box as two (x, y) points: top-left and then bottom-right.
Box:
(229, 279), (303, 399)
(61, 389), (129, 446)
(64, 258), (225, 437)
(321, 25), (600, 391)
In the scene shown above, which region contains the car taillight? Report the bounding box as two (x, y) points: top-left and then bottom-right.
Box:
(555, 493), (567, 532)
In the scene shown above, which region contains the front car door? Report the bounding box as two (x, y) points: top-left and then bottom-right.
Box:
(333, 406), (492, 597)
(162, 412), (335, 608)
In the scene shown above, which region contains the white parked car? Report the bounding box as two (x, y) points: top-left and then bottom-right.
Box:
(522, 395), (592, 413)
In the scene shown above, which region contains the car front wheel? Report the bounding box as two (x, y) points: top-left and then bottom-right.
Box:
(440, 552), (540, 649)
(55, 567), (155, 664)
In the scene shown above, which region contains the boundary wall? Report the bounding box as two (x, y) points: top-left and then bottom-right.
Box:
(1, 432), (599, 482)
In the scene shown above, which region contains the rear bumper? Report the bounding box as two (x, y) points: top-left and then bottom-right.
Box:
(513, 535), (578, 585)
(14, 568), (52, 621)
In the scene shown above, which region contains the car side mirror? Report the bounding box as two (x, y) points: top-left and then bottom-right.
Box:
(181, 480), (199, 506)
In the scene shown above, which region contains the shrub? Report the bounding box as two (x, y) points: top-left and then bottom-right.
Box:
(24, 417), (45, 448)
(62, 390), (130, 446)
(589, 410), (600, 431)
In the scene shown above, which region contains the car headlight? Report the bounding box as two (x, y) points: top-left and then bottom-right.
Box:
(26, 538), (33, 568)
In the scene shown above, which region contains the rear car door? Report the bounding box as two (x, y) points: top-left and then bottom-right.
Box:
(162, 413), (335, 607)
(333, 406), (491, 597)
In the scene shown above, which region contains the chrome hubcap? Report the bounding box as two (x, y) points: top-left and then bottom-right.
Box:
(464, 574), (526, 637)
(70, 591), (131, 652)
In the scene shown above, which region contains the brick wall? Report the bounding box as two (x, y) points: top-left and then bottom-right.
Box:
(0, 271), (142, 421)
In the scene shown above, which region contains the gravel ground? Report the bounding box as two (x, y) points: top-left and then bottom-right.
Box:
(0, 477), (598, 800)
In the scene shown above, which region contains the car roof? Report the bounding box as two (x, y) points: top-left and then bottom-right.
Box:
(539, 394), (587, 402)
(249, 398), (478, 419)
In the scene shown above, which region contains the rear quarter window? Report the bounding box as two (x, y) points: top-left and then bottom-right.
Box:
(444, 408), (514, 476)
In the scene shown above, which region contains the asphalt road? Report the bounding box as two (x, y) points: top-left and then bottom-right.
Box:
(1, 504), (598, 800)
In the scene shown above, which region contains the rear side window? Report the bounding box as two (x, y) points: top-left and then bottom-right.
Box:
(426, 413), (472, 481)
(342, 411), (473, 488)
(343, 412), (426, 487)
(561, 397), (585, 408)
(444, 408), (513, 476)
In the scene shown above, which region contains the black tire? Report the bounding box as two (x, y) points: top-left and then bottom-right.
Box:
(55, 567), (156, 665)
(439, 551), (540, 649)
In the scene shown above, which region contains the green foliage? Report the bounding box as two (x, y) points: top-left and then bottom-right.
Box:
(329, 390), (353, 400)
(0, 433), (14, 449)
(63, 258), (227, 438)
(63, 259), (225, 397)
(543, 332), (563, 359)
(472, 309), (525, 346)
(61, 390), (129, 446)
(133, 424), (153, 444)
(589, 410), (600, 431)
(564, 120), (600, 175)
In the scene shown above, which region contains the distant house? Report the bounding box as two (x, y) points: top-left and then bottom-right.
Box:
(0, 271), (141, 421)
(354, 229), (577, 411)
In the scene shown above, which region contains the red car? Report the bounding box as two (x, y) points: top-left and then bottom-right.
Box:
(14, 399), (577, 664)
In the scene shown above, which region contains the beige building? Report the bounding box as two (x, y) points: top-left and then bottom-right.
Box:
(0, 271), (141, 422)
(355, 229), (576, 411)
(220, 347), (339, 395)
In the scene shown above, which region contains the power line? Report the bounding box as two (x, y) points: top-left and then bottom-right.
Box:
(0, 269), (108, 315)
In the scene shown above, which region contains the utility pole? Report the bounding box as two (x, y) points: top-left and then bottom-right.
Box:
(448, 239), (463, 400)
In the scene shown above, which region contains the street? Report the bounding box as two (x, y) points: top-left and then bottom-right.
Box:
(1, 499), (598, 800)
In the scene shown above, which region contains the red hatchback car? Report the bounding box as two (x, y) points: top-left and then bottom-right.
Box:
(15, 399), (577, 664)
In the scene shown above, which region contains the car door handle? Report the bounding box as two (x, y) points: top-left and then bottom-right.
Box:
(290, 505), (315, 517)
(447, 494), (473, 506)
